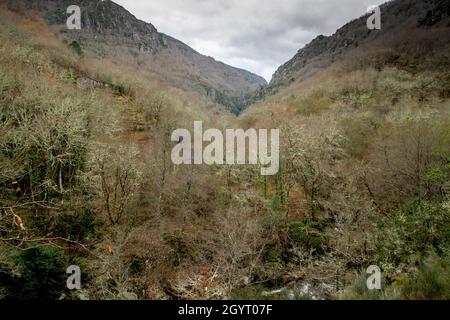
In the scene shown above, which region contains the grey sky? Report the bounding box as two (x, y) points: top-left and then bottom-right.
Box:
(114, 0), (387, 81)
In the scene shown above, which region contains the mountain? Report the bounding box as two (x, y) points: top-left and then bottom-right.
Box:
(1, 0), (449, 301)
(266, 0), (450, 95)
(4, 0), (267, 114)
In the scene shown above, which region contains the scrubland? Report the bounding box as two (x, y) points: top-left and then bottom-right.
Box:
(0, 7), (449, 300)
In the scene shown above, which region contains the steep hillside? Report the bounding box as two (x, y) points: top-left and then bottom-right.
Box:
(266, 0), (450, 95)
(238, 0), (449, 299)
(4, 0), (267, 114)
(0, 0), (449, 301)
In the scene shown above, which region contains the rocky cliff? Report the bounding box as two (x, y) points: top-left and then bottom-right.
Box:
(5, 0), (267, 114)
(267, 0), (450, 94)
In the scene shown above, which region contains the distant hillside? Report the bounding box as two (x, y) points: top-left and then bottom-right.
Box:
(266, 0), (450, 95)
(4, 0), (267, 114)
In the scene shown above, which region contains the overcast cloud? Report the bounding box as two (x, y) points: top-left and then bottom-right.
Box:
(114, 0), (387, 81)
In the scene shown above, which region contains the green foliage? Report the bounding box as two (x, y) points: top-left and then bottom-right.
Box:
(392, 254), (450, 300)
(264, 242), (284, 263)
(11, 246), (67, 300)
(260, 175), (268, 199)
(288, 222), (326, 254)
(345, 253), (450, 300)
(52, 209), (103, 241)
(426, 158), (449, 187)
(69, 41), (83, 56)
(376, 201), (450, 267)
(113, 83), (126, 96)
(426, 167), (446, 182)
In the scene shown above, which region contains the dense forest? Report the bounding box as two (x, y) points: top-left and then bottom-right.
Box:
(0, 1), (449, 300)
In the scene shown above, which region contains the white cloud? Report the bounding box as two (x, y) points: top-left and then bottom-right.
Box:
(113, 0), (387, 81)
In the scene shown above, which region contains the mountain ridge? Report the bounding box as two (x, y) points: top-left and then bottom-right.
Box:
(4, 0), (267, 114)
(265, 0), (450, 95)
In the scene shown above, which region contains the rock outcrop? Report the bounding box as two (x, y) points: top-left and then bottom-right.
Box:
(5, 0), (267, 114)
(266, 0), (450, 95)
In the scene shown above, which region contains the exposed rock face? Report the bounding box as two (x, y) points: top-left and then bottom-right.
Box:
(267, 0), (450, 95)
(6, 0), (165, 50)
(5, 0), (267, 114)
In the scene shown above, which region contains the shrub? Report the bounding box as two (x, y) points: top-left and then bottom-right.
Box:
(69, 41), (83, 56)
(11, 246), (67, 300)
(52, 208), (103, 241)
(341, 117), (377, 158)
(376, 201), (450, 268)
(343, 253), (450, 300)
(231, 284), (269, 300)
(394, 254), (450, 300)
(288, 222), (326, 254)
(133, 90), (169, 129)
(81, 143), (145, 225)
(264, 242), (284, 263)
(341, 270), (384, 300)
(163, 231), (198, 267)
(367, 116), (450, 209)
(337, 85), (372, 109)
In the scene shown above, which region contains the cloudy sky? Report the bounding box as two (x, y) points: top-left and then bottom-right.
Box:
(114, 0), (387, 81)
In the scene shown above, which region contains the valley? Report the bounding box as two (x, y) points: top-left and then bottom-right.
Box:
(0, 0), (449, 301)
